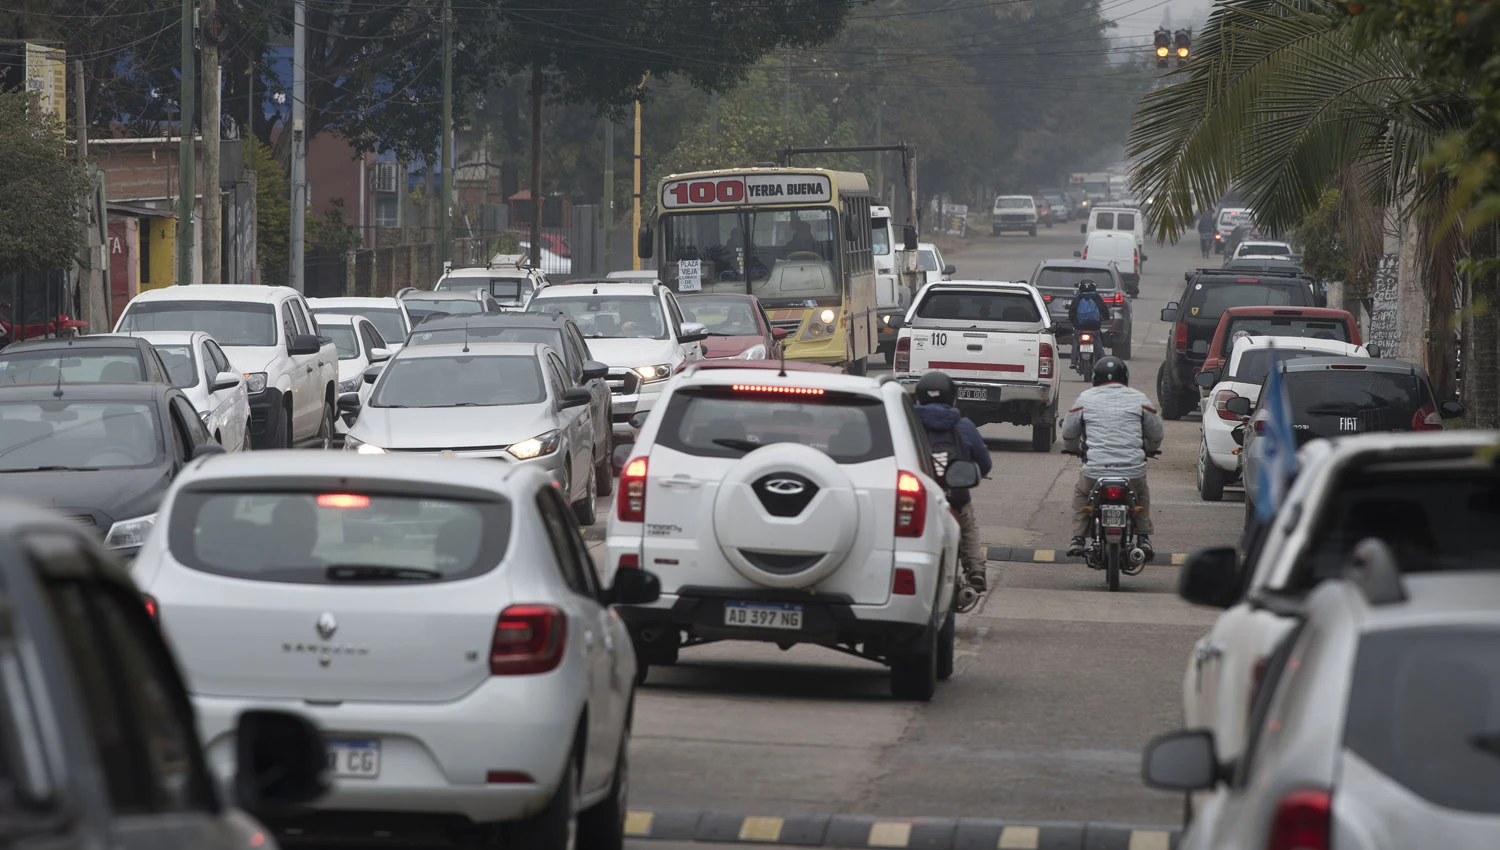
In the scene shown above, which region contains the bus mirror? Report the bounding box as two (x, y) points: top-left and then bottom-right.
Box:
(637, 225), (653, 260)
(902, 225), (918, 251)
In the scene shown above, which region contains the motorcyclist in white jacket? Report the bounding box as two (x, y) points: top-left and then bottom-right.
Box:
(1062, 356), (1164, 559)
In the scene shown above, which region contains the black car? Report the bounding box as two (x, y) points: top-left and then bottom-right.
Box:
(1156, 270), (1316, 419)
(1028, 258), (1134, 359)
(0, 336), (173, 386)
(0, 383), (225, 559)
(1221, 259), (1326, 306)
(0, 498), (329, 850)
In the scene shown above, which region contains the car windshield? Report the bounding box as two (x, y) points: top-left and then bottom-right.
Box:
(1221, 317), (1349, 355)
(657, 387), (893, 463)
(680, 297), (761, 336)
(408, 326), (563, 350)
(0, 401), (160, 471)
(1284, 368), (1427, 438)
(404, 297), (485, 318)
(995, 198), (1031, 209)
(872, 219), (892, 256)
(532, 295), (669, 340)
(1034, 267), (1116, 290)
(917, 250), (940, 272)
(441, 277), (530, 306)
(118, 302), (277, 346)
(372, 354), (545, 408)
(167, 491), (512, 584)
(152, 345), (198, 388)
(0, 350), (144, 386)
(314, 306), (406, 343)
(916, 290), (1040, 323)
(322, 326), (361, 359)
(658, 207), (841, 308)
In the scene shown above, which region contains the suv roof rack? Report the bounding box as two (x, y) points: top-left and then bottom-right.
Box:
(1341, 538), (1409, 605)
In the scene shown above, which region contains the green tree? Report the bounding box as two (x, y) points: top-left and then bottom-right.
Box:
(0, 88), (92, 273)
(308, 198), (363, 257)
(250, 138), (289, 287)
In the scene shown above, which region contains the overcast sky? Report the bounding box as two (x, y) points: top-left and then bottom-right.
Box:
(1107, 0), (1213, 43)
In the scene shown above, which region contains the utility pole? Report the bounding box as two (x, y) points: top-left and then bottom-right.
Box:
(289, 0), (306, 292)
(708, 91), (718, 155)
(632, 92), (642, 270)
(438, 0), (453, 267)
(874, 48), (883, 201)
(529, 66), (543, 270)
(202, 0), (222, 284)
(176, 0), (197, 286)
(74, 59), (107, 335)
(603, 121), (614, 274)
(782, 51), (790, 138)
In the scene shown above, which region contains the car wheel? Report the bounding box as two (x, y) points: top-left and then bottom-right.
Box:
(578, 729), (629, 850)
(507, 756), (578, 850)
(936, 611), (956, 681)
(1198, 442), (1226, 502)
(890, 624), (938, 701)
(312, 398), (334, 450)
(279, 407), (295, 449)
(242, 420), (253, 452)
(1028, 226), (1038, 237)
(1115, 330), (1132, 361)
(1031, 414), (1054, 453)
(572, 461), (598, 526)
(1156, 364), (1187, 421)
(595, 452), (614, 498)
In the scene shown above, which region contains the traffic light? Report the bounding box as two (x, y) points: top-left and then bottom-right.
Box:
(1174, 29), (1191, 67)
(1154, 29), (1172, 69)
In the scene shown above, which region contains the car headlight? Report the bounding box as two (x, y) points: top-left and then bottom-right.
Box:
(508, 430), (562, 460)
(105, 514), (156, 550)
(242, 372), (268, 394)
(819, 308), (837, 324)
(344, 437), (385, 454)
(338, 376), (362, 394)
(882, 314), (891, 326)
(737, 344), (767, 360)
(634, 364), (672, 383)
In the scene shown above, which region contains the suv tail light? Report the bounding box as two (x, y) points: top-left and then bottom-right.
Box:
(895, 471), (926, 537)
(1266, 789), (1331, 850)
(1104, 292), (1125, 304)
(1174, 322), (1189, 351)
(894, 336), (911, 372)
(1213, 389), (1242, 420)
(1039, 342), (1054, 378)
(490, 605), (567, 675)
(618, 458), (648, 522)
(1412, 404), (1442, 431)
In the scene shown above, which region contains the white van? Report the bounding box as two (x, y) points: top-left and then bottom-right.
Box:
(1079, 230), (1140, 294)
(1081, 206), (1145, 248)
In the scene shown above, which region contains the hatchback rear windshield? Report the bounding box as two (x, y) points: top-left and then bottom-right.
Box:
(167, 491), (511, 584)
(0, 350), (144, 385)
(1229, 349), (1331, 384)
(1187, 281), (1308, 319)
(440, 277), (530, 306)
(373, 354), (545, 408)
(915, 290), (1040, 323)
(152, 345), (198, 388)
(1033, 267), (1117, 291)
(1344, 628), (1500, 814)
(656, 387), (893, 463)
(1285, 369), (1428, 438)
(1221, 317), (1349, 355)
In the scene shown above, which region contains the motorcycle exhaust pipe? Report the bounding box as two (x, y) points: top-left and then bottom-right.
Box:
(1129, 547), (1147, 565)
(956, 584), (981, 613)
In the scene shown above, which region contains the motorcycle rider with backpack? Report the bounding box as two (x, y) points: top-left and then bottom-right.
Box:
(1062, 356), (1163, 559)
(1197, 210), (1217, 257)
(914, 371), (993, 593)
(1067, 280), (1110, 370)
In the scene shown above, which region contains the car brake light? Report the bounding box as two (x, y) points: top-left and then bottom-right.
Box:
(317, 493), (370, 509)
(1039, 342), (1054, 378)
(1100, 484), (1127, 501)
(1082, 247), (1088, 259)
(1042, 294), (1053, 302)
(618, 458), (648, 522)
(894, 336), (911, 372)
(618, 553), (640, 570)
(1106, 292), (1125, 304)
(1235, 278), (1261, 283)
(893, 568), (917, 595)
(1174, 322), (1189, 351)
(490, 604), (567, 675)
(1412, 404), (1442, 431)
(1266, 789), (1331, 850)
(486, 771), (535, 784)
(733, 384), (824, 395)
(1213, 389), (1242, 421)
(895, 471), (926, 537)
(1253, 420), (1266, 433)
(143, 593), (159, 622)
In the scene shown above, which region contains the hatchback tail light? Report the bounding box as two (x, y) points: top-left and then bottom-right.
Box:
(1174, 322), (1189, 351)
(1082, 247), (1088, 259)
(617, 458), (648, 522)
(1099, 484), (1128, 501)
(1412, 404), (1442, 431)
(1213, 389), (1242, 421)
(895, 471), (926, 537)
(143, 593), (159, 623)
(1266, 789), (1331, 850)
(491, 605), (567, 675)
(1253, 419), (1266, 433)
(894, 336), (911, 372)
(1039, 342), (1054, 378)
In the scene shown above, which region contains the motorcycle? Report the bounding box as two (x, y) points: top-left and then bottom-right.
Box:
(1063, 448), (1159, 591)
(944, 460), (986, 614)
(1073, 330), (1098, 377)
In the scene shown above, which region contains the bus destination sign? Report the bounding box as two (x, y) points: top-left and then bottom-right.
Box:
(662, 174), (833, 209)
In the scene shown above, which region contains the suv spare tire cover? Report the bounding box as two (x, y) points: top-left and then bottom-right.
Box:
(713, 442), (860, 589)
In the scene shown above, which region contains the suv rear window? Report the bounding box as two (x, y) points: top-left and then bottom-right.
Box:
(915, 290), (1040, 323)
(1033, 267), (1118, 291)
(1186, 281), (1308, 320)
(168, 491), (512, 583)
(656, 386), (893, 463)
(1284, 368), (1431, 438)
(440, 277), (530, 306)
(1344, 628), (1500, 814)
(1221, 316), (1349, 355)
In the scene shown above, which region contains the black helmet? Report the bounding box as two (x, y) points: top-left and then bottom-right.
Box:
(915, 371), (956, 406)
(1078, 280), (1097, 293)
(1092, 356), (1129, 386)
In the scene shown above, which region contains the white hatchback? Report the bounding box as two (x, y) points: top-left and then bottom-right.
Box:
(604, 362), (968, 700)
(132, 451), (660, 849)
(1195, 336), (1367, 501)
(108, 330), (253, 451)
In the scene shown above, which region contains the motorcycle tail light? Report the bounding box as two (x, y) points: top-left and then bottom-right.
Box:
(895, 471), (926, 537)
(490, 605), (567, 675)
(1039, 342), (1054, 378)
(894, 336), (911, 372)
(1100, 485), (1127, 501)
(1079, 333), (1093, 343)
(618, 458), (648, 522)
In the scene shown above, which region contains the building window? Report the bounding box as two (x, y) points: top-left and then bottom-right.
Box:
(376, 196), (399, 228)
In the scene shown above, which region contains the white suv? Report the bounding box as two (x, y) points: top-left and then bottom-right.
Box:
(992, 195), (1039, 236)
(528, 282), (707, 441)
(604, 362), (968, 700)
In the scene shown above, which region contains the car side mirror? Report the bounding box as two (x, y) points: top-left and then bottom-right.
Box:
(287, 333), (322, 356)
(582, 360), (609, 381)
(887, 315), (906, 330)
(1072, 250), (1082, 258)
(1160, 304), (1178, 322)
(1441, 399), (1466, 419)
(612, 443), (634, 475)
(1364, 343), (1381, 359)
(637, 225), (653, 260)
(1141, 730), (1222, 792)
(943, 459), (981, 490)
(679, 321), (709, 344)
(1178, 546), (1241, 608)
(210, 371), (243, 392)
(234, 709), (329, 818)
(337, 392), (362, 413)
(1225, 396), (1252, 417)
(772, 327), (789, 340)
(942, 264), (956, 277)
(193, 442), (227, 459)
(608, 568), (661, 606)
(559, 387), (592, 409)
(1194, 370), (1220, 389)
(628, 411), (651, 430)
(902, 225), (918, 251)
(361, 363), (386, 385)
(1231, 424), (1246, 446)
(369, 347), (392, 363)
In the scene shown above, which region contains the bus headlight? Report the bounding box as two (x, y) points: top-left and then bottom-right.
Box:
(819, 309), (837, 324)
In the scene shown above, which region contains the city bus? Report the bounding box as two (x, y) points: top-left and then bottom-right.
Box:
(639, 167), (878, 372)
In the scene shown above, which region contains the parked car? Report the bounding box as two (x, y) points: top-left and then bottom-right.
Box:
(106, 330), (253, 452)
(115, 285), (340, 449)
(435, 256), (550, 310)
(678, 293), (786, 360)
(605, 362), (968, 698)
(0, 335), (174, 386)
(0, 382), (226, 558)
(1029, 258), (1133, 359)
(911, 242), (955, 286)
(308, 295), (414, 352)
(991, 195), (1039, 236)
(1200, 305), (1363, 391)
(399, 288), (505, 324)
(309, 313), (392, 439)
(130, 451), (659, 850)
(894, 280), (1062, 451)
(0, 498), (327, 850)
(1079, 230), (1140, 294)
(340, 341), (601, 523)
(1229, 239), (1295, 262)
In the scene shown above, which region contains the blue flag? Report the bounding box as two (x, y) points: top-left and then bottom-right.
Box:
(1255, 344), (1298, 523)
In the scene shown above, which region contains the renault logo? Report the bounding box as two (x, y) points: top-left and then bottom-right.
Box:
(316, 612), (338, 640)
(764, 478), (806, 496)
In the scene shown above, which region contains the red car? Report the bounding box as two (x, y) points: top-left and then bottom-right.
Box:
(678, 293), (786, 360)
(1201, 305), (1363, 394)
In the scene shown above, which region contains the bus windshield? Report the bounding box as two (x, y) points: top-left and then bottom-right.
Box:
(660, 207), (842, 309)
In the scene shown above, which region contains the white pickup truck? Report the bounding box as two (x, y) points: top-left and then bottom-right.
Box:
(892, 280), (1064, 452)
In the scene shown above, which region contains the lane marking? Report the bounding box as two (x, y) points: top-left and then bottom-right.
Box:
(1171, 552), (1188, 566)
(997, 826), (1040, 849)
(739, 816), (785, 842)
(1128, 830), (1172, 850)
(1033, 549), (1056, 562)
(625, 811), (654, 837)
(868, 822), (913, 848)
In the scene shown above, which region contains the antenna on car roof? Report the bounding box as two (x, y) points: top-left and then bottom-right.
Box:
(52, 353), (64, 399)
(463, 324), (471, 353)
(777, 339), (787, 378)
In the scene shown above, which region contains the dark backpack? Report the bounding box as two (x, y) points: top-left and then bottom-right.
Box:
(1075, 296), (1101, 326)
(926, 424), (973, 504)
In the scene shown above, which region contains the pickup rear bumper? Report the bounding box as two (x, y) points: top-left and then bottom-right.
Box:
(897, 376), (1056, 427)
